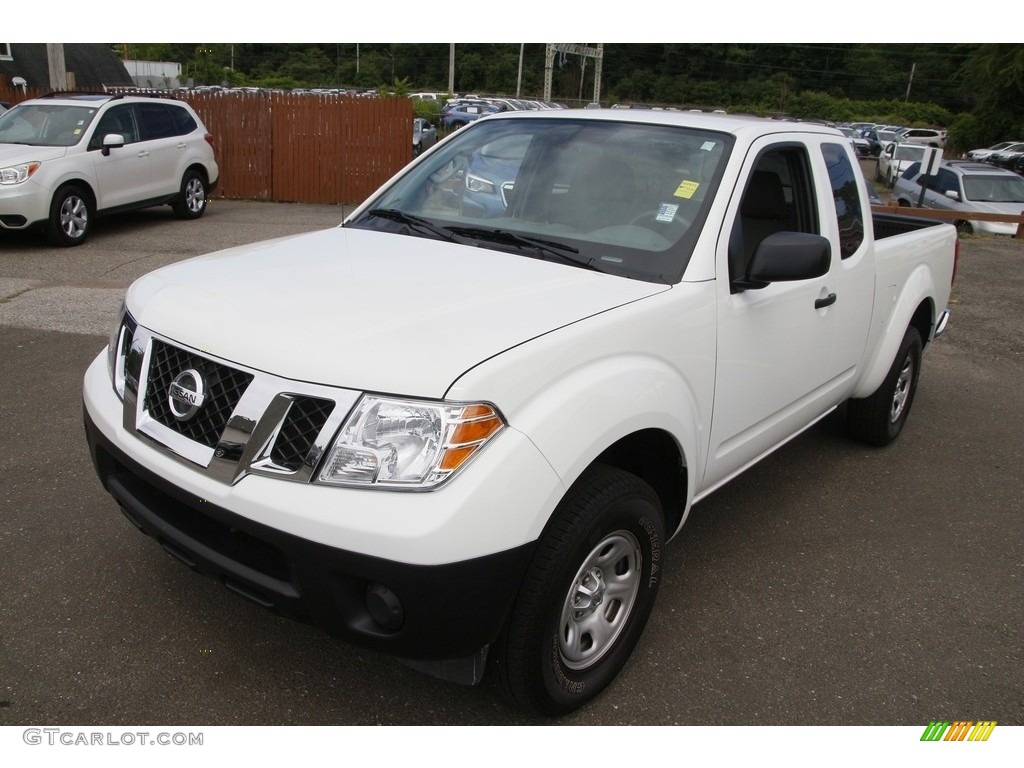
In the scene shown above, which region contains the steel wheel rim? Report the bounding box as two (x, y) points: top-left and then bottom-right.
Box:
(184, 177), (205, 214)
(558, 530), (642, 671)
(60, 195), (88, 239)
(890, 354), (915, 423)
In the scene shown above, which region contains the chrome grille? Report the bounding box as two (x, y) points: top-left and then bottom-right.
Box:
(119, 324), (360, 485)
(144, 340), (254, 448)
(270, 396), (335, 471)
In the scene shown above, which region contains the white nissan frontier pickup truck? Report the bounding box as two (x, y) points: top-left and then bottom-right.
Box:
(83, 110), (957, 715)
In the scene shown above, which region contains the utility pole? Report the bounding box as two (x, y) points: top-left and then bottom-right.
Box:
(544, 44), (603, 105)
(449, 44), (455, 95)
(905, 62), (915, 102)
(516, 43), (524, 98)
(46, 43), (68, 91)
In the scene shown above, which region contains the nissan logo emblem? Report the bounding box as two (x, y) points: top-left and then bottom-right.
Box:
(168, 368), (206, 421)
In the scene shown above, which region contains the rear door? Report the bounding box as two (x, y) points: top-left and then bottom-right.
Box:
(135, 102), (193, 198)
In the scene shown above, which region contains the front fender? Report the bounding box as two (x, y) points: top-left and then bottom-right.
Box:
(447, 284), (716, 543)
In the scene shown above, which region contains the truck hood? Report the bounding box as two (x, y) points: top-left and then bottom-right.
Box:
(126, 227), (667, 397)
(0, 144), (68, 164)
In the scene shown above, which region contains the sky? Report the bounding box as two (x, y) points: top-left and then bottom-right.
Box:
(8, 4), (1011, 45)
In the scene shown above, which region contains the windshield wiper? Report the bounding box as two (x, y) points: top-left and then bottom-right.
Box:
(445, 226), (604, 273)
(361, 208), (457, 241)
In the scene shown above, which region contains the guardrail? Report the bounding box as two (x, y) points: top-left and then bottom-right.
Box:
(871, 203), (1024, 238)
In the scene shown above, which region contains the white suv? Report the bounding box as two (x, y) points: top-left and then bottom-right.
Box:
(893, 159), (1024, 235)
(896, 127), (947, 148)
(0, 93), (219, 246)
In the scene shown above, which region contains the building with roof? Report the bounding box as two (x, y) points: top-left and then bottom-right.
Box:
(0, 43), (133, 90)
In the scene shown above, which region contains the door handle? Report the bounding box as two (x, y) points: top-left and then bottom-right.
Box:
(815, 293), (837, 309)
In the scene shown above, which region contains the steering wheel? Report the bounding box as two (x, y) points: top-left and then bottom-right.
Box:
(428, 155), (469, 185)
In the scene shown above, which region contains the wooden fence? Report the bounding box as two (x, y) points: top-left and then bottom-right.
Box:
(872, 204), (1024, 237)
(0, 84), (413, 205)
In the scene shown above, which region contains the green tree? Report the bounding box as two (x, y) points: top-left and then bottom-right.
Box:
(956, 44), (1024, 145)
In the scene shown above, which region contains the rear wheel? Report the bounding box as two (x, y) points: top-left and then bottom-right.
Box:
(46, 185), (93, 247)
(492, 464), (664, 716)
(171, 169), (208, 219)
(848, 326), (923, 446)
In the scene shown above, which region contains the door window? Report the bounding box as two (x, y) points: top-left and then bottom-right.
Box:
(89, 104), (138, 149)
(135, 103), (178, 141)
(821, 142), (863, 259)
(728, 145), (819, 284)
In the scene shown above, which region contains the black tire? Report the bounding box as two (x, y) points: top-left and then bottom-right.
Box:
(847, 326), (923, 446)
(492, 464), (665, 716)
(46, 184), (93, 247)
(171, 169), (208, 220)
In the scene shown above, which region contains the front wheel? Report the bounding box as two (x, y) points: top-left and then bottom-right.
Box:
(847, 326), (923, 446)
(492, 464), (665, 716)
(46, 185), (93, 247)
(171, 169), (208, 220)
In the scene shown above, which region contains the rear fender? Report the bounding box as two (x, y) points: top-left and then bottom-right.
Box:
(851, 263), (937, 399)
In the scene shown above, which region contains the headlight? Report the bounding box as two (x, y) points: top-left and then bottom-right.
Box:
(106, 303), (136, 401)
(465, 174), (496, 194)
(318, 395), (505, 490)
(0, 162), (41, 185)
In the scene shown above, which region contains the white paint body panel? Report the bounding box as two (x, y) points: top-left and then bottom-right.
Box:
(125, 227), (666, 398)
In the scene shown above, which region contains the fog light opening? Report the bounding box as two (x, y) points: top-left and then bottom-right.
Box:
(366, 583), (404, 631)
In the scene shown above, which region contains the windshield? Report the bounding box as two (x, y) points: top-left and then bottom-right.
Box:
(346, 117), (732, 283)
(963, 175), (1024, 203)
(0, 104), (99, 147)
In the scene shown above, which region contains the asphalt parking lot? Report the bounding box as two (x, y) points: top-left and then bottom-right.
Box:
(1, 201), (1022, 727)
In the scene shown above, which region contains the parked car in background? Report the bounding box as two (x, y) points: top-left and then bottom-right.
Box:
(863, 128), (900, 157)
(877, 142), (930, 186)
(986, 142), (1024, 169)
(864, 176), (884, 206)
(440, 103), (499, 130)
(413, 118), (437, 157)
(839, 127), (872, 157)
(896, 127), (947, 148)
(893, 159), (1024, 235)
(0, 93), (218, 246)
(964, 140), (1021, 162)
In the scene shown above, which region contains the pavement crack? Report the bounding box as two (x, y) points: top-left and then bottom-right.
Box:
(0, 287), (35, 305)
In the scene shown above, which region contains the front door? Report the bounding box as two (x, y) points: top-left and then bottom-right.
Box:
(701, 138), (872, 493)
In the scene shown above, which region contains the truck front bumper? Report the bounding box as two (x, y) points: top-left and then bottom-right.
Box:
(85, 406), (535, 680)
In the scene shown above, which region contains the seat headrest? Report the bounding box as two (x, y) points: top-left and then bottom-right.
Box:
(741, 170), (787, 220)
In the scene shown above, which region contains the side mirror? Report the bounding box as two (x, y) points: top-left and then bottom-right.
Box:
(101, 133), (125, 156)
(734, 232), (832, 291)
(944, 190), (961, 201)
